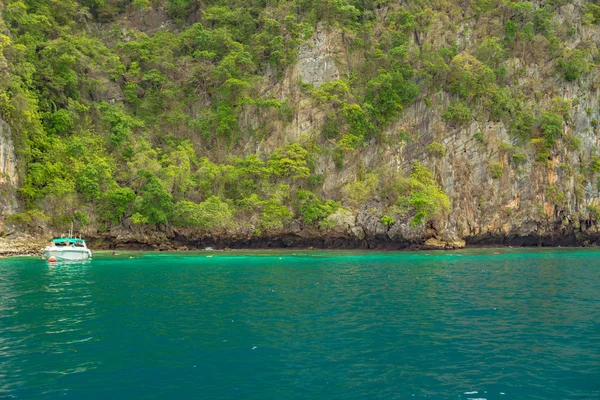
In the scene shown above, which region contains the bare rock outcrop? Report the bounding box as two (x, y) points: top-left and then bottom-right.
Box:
(0, 236), (49, 257)
(295, 26), (342, 88)
(0, 118), (18, 221)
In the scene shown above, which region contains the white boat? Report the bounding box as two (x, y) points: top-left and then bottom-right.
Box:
(44, 237), (92, 261)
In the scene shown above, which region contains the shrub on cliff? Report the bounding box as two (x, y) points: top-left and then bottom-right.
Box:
(267, 143), (311, 179)
(405, 162), (450, 226)
(443, 101), (472, 125)
(489, 162), (503, 179)
(364, 71), (419, 126)
(448, 53), (496, 101)
(5, 209), (49, 230)
(384, 162), (450, 226)
(172, 197), (234, 229)
(538, 112), (564, 150)
(426, 142), (446, 158)
(296, 190), (339, 223)
(132, 171), (174, 225)
(557, 50), (590, 82)
(342, 173), (379, 208)
(259, 199), (293, 230)
(76, 161), (114, 202)
(97, 187), (136, 225)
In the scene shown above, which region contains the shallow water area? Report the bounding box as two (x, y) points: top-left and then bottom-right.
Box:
(1, 248), (599, 399)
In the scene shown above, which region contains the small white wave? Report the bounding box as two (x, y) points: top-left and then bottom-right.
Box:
(464, 392), (478, 395)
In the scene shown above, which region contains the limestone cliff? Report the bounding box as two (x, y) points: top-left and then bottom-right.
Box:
(4, 1), (600, 249)
(230, 3), (600, 247)
(0, 118), (18, 223)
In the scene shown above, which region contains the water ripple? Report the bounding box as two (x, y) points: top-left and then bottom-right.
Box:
(0, 250), (599, 399)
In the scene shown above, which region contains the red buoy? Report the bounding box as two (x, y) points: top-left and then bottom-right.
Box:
(48, 256), (57, 263)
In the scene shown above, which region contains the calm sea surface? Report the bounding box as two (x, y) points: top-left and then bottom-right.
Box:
(1, 249), (599, 399)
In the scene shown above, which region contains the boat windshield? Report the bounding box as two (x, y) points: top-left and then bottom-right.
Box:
(51, 238), (86, 246)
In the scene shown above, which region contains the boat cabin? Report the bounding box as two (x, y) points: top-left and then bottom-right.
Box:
(51, 238), (87, 248)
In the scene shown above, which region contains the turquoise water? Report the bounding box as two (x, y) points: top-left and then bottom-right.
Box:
(1, 249), (599, 399)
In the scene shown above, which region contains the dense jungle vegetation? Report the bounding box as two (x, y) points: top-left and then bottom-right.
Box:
(1, 0), (599, 236)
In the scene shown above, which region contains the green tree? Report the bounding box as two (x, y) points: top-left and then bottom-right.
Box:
(296, 190), (339, 223)
(99, 102), (144, 147)
(133, 171), (173, 225)
(364, 71), (419, 125)
(267, 143), (311, 179)
(172, 197), (234, 228)
(98, 187), (136, 224)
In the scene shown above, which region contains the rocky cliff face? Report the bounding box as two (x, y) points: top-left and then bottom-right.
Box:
(4, 1), (600, 250)
(394, 94), (600, 246)
(0, 118), (18, 222)
(241, 5), (600, 247)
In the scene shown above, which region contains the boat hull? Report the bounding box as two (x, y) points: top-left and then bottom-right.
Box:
(44, 247), (92, 261)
